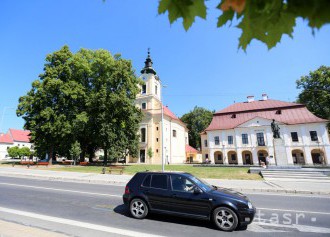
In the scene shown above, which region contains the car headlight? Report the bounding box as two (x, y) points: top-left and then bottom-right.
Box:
(248, 201), (253, 209)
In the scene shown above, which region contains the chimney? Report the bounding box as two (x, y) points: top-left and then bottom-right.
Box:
(247, 95), (254, 103)
(262, 93), (268, 101)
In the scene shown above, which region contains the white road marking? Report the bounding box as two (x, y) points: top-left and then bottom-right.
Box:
(0, 182), (122, 198)
(257, 207), (330, 216)
(245, 192), (330, 199)
(0, 207), (164, 237)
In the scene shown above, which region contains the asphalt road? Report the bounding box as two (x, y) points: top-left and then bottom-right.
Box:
(0, 176), (329, 237)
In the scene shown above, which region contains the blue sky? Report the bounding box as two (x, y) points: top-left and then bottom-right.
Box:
(1, 0), (329, 133)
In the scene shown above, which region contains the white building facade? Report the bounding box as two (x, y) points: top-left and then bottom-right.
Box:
(0, 129), (32, 159)
(201, 95), (330, 166)
(128, 51), (189, 164)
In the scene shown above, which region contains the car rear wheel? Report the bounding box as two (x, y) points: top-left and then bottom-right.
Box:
(130, 198), (148, 219)
(213, 207), (238, 231)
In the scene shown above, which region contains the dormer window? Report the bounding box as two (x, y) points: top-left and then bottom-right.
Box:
(276, 109), (282, 114)
(142, 85), (146, 94)
(231, 114), (236, 118)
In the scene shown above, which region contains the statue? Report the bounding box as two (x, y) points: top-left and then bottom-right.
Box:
(271, 119), (280, 138)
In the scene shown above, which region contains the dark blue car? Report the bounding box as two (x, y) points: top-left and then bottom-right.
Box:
(123, 172), (255, 231)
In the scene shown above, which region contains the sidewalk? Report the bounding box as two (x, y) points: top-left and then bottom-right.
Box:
(0, 219), (67, 237)
(0, 166), (329, 195)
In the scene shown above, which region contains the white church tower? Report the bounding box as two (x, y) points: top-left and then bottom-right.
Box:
(129, 49), (189, 164)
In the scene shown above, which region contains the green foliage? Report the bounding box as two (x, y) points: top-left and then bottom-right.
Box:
(7, 146), (20, 158)
(180, 106), (213, 149)
(296, 66), (330, 122)
(147, 147), (153, 159)
(158, 0), (207, 30)
(159, 0), (330, 50)
(69, 141), (81, 165)
(7, 146), (31, 158)
(19, 147), (31, 157)
(17, 46), (143, 165)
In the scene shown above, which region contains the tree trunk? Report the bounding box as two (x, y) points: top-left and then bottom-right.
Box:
(103, 148), (108, 166)
(80, 150), (86, 162)
(48, 146), (53, 165)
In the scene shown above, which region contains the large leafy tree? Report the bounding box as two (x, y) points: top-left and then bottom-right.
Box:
(181, 106), (213, 149)
(158, 0), (330, 50)
(296, 66), (330, 122)
(17, 46), (142, 165)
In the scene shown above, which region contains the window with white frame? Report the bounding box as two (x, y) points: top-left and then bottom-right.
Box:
(142, 102), (146, 110)
(141, 128), (146, 142)
(228, 135), (233, 145)
(214, 136), (220, 145)
(242, 134), (248, 144)
(310, 131), (318, 141)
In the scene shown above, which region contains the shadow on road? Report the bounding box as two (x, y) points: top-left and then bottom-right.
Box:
(113, 204), (247, 232)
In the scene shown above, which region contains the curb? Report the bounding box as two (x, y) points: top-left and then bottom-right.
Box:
(0, 172), (329, 196)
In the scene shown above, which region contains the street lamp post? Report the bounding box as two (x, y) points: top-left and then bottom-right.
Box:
(161, 85), (167, 172)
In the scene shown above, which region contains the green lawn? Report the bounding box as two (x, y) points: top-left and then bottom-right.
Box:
(51, 164), (262, 180)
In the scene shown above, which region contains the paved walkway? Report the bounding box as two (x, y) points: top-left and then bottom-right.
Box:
(0, 166), (329, 195)
(0, 219), (67, 237)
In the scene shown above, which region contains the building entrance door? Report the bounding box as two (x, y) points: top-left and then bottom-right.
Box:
(140, 149), (146, 163)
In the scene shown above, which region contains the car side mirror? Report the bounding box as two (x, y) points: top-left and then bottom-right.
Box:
(193, 187), (202, 194)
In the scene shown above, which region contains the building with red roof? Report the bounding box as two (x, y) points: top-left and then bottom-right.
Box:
(128, 50), (189, 164)
(0, 129), (32, 159)
(201, 95), (330, 166)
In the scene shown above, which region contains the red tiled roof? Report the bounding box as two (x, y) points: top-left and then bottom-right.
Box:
(162, 106), (187, 129)
(185, 145), (199, 153)
(163, 105), (180, 120)
(0, 133), (14, 144)
(215, 99), (301, 114)
(206, 100), (328, 131)
(9, 129), (31, 142)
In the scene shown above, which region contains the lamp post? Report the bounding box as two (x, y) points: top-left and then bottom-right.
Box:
(161, 85), (167, 172)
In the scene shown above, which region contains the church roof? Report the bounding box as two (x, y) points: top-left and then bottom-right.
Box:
(162, 105), (187, 128)
(206, 99), (327, 131)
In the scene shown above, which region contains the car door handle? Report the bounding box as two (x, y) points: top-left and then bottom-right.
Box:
(171, 194), (177, 198)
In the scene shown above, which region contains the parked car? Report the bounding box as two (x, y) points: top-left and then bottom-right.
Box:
(123, 172), (255, 231)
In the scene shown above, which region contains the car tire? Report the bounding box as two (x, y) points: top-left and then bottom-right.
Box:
(213, 207), (238, 231)
(130, 198), (148, 219)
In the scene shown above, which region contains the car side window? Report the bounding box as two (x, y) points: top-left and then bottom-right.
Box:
(171, 175), (195, 193)
(142, 175), (151, 187)
(151, 174), (168, 190)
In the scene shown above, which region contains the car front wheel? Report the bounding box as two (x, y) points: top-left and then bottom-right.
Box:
(130, 198), (148, 219)
(213, 207), (238, 231)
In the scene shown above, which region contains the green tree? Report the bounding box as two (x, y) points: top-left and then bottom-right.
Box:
(19, 147), (31, 158)
(17, 46), (142, 166)
(158, 0), (330, 50)
(7, 146), (20, 158)
(147, 147), (153, 160)
(180, 106), (213, 149)
(69, 141), (81, 165)
(296, 66), (330, 122)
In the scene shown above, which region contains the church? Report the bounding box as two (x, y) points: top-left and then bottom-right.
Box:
(128, 51), (189, 164)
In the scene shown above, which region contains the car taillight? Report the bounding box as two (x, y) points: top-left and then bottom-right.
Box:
(125, 186), (130, 195)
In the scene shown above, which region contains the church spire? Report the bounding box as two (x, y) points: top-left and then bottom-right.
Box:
(141, 48), (157, 75)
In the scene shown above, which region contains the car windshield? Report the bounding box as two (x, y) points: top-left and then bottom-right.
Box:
(189, 175), (213, 192)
